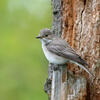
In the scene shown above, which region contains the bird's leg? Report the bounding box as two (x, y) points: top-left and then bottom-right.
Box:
(50, 63), (60, 71)
(50, 63), (66, 71)
(58, 63), (67, 66)
(51, 63), (64, 71)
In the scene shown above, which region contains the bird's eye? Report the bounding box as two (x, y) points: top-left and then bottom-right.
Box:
(45, 35), (48, 37)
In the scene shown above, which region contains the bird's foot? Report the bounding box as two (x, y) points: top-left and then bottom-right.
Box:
(53, 64), (60, 71)
(50, 63), (66, 71)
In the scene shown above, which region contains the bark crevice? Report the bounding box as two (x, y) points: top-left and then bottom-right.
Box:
(79, 1), (86, 48)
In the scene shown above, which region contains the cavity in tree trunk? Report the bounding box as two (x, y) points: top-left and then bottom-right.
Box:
(44, 0), (100, 100)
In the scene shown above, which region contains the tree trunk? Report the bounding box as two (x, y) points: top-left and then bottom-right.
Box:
(44, 0), (100, 100)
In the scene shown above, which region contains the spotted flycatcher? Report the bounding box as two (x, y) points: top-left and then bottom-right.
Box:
(36, 28), (94, 77)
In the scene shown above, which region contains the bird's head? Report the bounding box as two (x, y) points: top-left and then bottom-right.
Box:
(36, 28), (54, 44)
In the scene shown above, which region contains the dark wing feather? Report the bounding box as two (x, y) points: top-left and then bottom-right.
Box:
(47, 38), (88, 66)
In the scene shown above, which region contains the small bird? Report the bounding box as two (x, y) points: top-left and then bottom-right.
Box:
(36, 28), (94, 77)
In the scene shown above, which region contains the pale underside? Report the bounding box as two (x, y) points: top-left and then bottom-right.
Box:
(42, 44), (68, 64)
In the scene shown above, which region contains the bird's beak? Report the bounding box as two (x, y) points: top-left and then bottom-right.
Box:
(36, 36), (42, 39)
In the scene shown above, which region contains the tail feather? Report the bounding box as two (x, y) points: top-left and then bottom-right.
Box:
(70, 60), (94, 78)
(77, 63), (94, 78)
(77, 56), (88, 66)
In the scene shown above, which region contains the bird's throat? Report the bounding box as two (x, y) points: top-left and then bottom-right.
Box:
(41, 38), (52, 45)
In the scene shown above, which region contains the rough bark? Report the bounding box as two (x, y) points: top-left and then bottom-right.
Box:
(44, 0), (100, 100)
(62, 0), (100, 100)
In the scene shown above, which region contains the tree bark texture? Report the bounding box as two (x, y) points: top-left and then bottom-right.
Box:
(62, 0), (100, 100)
(44, 0), (100, 100)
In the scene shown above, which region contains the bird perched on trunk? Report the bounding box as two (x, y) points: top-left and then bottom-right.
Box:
(36, 28), (94, 77)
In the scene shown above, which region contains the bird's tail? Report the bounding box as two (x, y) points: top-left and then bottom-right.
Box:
(77, 63), (95, 78)
(70, 61), (95, 78)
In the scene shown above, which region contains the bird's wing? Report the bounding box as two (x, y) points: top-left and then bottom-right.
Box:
(47, 38), (88, 66)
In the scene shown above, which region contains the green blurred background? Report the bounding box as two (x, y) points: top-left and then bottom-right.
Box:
(0, 0), (52, 100)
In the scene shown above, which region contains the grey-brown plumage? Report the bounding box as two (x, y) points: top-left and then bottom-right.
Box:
(36, 28), (94, 77)
(47, 37), (88, 66)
